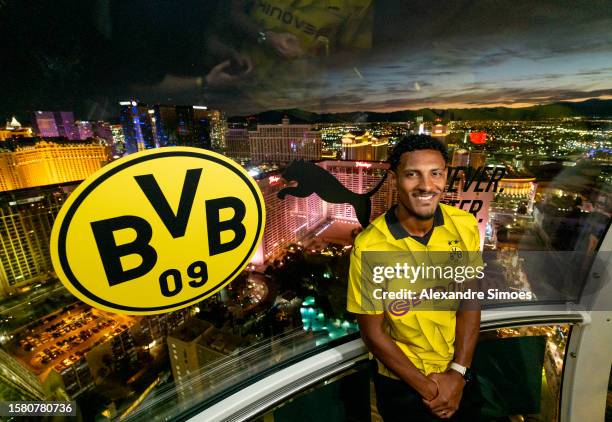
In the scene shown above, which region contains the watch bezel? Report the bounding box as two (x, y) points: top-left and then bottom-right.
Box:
(463, 367), (475, 383)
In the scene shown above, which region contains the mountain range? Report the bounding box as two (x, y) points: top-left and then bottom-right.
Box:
(229, 99), (612, 124)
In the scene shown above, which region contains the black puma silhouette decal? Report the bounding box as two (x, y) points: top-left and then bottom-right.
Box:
(277, 159), (388, 228)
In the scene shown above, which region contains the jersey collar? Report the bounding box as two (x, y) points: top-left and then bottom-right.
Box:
(384, 204), (445, 241)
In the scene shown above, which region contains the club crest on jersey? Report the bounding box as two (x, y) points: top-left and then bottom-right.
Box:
(448, 240), (463, 262)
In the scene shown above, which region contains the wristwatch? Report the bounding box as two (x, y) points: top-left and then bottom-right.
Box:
(256, 31), (268, 45)
(449, 361), (475, 383)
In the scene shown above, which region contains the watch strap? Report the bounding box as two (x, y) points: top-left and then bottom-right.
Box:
(449, 361), (467, 376)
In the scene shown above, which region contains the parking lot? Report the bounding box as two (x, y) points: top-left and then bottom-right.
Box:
(10, 303), (136, 378)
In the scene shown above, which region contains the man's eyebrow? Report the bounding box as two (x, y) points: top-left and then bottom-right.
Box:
(401, 166), (445, 172)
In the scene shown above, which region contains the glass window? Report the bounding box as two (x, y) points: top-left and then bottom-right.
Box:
(0, 1), (610, 420)
(252, 325), (572, 422)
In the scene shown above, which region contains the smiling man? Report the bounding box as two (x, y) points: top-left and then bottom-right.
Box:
(347, 134), (483, 421)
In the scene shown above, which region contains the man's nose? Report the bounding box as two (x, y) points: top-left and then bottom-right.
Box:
(418, 174), (435, 192)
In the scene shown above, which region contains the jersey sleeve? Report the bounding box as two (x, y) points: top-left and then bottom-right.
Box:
(346, 239), (383, 314)
(338, 0), (373, 50)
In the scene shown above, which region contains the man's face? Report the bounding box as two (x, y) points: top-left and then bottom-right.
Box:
(391, 149), (447, 220)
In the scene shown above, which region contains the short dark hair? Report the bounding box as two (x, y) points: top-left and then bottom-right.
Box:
(388, 134), (448, 171)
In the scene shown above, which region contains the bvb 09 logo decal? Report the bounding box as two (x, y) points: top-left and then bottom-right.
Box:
(50, 148), (265, 315)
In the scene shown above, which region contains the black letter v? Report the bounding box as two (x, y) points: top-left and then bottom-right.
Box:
(134, 168), (202, 238)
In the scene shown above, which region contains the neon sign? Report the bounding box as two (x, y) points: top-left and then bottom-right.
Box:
(269, 175), (281, 185)
(355, 162), (372, 168)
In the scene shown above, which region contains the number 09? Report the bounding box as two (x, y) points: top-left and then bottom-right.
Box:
(159, 260), (208, 297)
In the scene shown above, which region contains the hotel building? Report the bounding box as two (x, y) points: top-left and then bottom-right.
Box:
(167, 319), (243, 403)
(0, 184), (77, 297)
(249, 117), (321, 164)
(341, 130), (388, 161)
(252, 160), (392, 263)
(225, 128), (250, 161)
(0, 140), (111, 190)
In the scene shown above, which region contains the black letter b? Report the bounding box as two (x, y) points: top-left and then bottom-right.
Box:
(91, 216), (158, 286)
(206, 197), (246, 256)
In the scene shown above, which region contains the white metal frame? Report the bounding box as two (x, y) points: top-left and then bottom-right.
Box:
(560, 227), (612, 422)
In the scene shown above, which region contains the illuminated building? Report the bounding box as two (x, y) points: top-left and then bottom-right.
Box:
(0, 184), (76, 297)
(167, 319), (242, 402)
(341, 130), (374, 160)
(75, 121), (93, 140)
(252, 172), (326, 263)
(139, 308), (193, 344)
(0, 117), (34, 141)
(32, 111), (78, 140)
(431, 123), (448, 142)
(209, 110), (226, 151)
(175, 105), (213, 149)
(0, 151), (19, 191)
(92, 121), (113, 143)
(252, 160), (391, 262)
(33, 112), (59, 137)
(318, 160), (394, 222)
(249, 117), (321, 164)
(119, 101), (223, 153)
(342, 131), (390, 161)
(372, 138), (389, 161)
(225, 128), (250, 161)
(119, 100), (155, 153)
(110, 124), (126, 157)
(470, 149), (487, 169)
(451, 148), (470, 167)
(495, 173), (537, 214)
(4, 140), (111, 189)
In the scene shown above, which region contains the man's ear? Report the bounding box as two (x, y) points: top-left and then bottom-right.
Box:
(388, 169), (397, 184)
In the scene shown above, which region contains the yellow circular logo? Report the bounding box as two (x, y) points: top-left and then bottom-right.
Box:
(50, 147), (265, 315)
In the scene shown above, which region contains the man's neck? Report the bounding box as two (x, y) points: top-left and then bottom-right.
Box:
(395, 204), (435, 237)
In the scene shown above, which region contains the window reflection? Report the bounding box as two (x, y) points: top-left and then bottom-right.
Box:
(1, 0), (611, 419)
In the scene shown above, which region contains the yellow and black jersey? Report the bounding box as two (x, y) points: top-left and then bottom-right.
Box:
(347, 203), (482, 378)
(249, 0), (372, 55)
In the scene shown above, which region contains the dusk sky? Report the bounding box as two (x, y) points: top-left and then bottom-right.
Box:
(2, 0), (612, 119)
